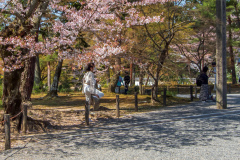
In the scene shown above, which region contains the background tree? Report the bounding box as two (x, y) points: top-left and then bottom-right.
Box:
(126, 1), (193, 102)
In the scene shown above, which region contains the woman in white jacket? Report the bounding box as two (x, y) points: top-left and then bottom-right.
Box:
(82, 63), (104, 110)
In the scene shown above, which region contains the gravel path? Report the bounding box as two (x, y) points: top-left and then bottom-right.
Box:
(1, 94), (240, 160)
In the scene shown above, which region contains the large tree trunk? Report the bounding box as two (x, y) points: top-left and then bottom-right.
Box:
(108, 57), (121, 92)
(47, 59), (63, 97)
(20, 57), (36, 101)
(47, 61), (51, 91)
(3, 69), (23, 115)
(3, 68), (24, 131)
(228, 16), (237, 84)
(17, 56), (36, 131)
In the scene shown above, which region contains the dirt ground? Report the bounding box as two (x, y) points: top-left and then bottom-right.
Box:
(0, 84), (239, 151)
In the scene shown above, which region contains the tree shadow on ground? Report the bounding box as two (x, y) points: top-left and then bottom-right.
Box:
(1, 95), (240, 159)
(19, 109), (240, 158)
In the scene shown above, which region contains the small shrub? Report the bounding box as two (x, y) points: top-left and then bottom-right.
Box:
(32, 81), (49, 94)
(59, 84), (72, 93)
(33, 82), (44, 94)
(102, 83), (108, 88)
(161, 90), (177, 97)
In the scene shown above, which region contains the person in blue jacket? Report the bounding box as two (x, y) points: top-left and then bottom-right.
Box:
(116, 75), (123, 93)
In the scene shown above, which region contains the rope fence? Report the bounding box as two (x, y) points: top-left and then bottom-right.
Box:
(1, 105), (28, 150)
(0, 110), (23, 125)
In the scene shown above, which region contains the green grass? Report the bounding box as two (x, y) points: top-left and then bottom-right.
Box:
(30, 91), (192, 115)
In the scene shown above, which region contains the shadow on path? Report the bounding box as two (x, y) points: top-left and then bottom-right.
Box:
(1, 95), (240, 159)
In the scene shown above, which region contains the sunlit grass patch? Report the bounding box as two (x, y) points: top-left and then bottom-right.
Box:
(31, 91), (191, 112)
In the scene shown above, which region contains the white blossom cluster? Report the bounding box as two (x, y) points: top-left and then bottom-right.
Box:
(0, 0), (169, 72)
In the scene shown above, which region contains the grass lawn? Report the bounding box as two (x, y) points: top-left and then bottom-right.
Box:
(30, 91), (191, 113)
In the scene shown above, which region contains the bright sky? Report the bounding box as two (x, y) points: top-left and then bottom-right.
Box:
(0, 0), (6, 8)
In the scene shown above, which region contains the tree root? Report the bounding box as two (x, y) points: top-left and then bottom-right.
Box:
(26, 117), (52, 132)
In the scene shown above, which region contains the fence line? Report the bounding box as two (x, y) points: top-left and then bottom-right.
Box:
(0, 110), (23, 125)
(1, 85), (209, 150)
(1, 106), (28, 150)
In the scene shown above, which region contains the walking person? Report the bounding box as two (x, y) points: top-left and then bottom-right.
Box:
(116, 75), (123, 93)
(124, 72), (130, 94)
(82, 63), (104, 111)
(199, 66), (209, 102)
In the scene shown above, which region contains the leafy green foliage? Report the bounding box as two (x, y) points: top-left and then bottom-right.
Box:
(59, 65), (73, 93)
(161, 90), (177, 97)
(32, 82), (47, 94)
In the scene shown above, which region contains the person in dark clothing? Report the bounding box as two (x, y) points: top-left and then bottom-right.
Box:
(124, 72), (130, 94)
(199, 66), (209, 102)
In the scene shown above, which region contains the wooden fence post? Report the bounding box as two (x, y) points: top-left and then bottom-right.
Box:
(228, 85), (231, 94)
(163, 88), (167, 106)
(194, 86), (197, 98)
(23, 105), (27, 133)
(177, 85), (179, 94)
(134, 92), (138, 112)
(4, 114), (10, 150)
(85, 101), (89, 125)
(116, 95), (120, 118)
(190, 86), (193, 101)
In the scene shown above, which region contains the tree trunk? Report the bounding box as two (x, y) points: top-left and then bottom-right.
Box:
(34, 55), (41, 87)
(150, 49), (168, 103)
(20, 57), (36, 101)
(151, 78), (159, 103)
(47, 61), (51, 91)
(33, 1), (49, 88)
(216, 0), (227, 109)
(48, 59), (63, 97)
(106, 66), (110, 84)
(139, 67), (144, 95)
(130, 61), (133, 86)
(145, 76), (149, 86)
(3, 68), (24, 131)
(3, 69), (23, 116)
(228, 16), (236, 84)
(132, 65), (135, 86)
(108, 57), (121, 92)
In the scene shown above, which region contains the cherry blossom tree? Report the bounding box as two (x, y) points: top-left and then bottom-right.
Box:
(0, 0), (51, 124)
(174, 26), (216, 72)
(0, 0), (170, 121)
